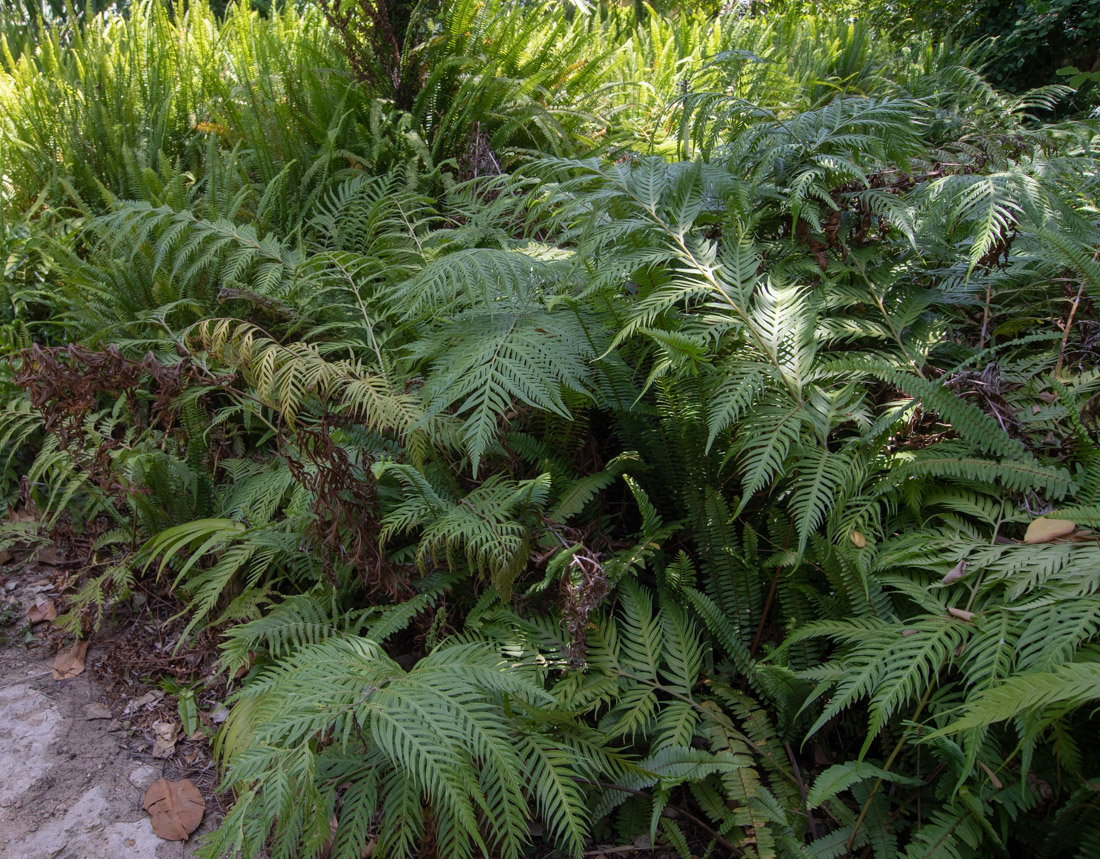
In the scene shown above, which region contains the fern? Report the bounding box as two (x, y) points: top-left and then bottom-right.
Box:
(937, 663), (1100, 734)
(206, 637), (623, 859)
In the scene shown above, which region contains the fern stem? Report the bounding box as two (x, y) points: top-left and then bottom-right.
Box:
(785, 739), (819, 840)
(750, 519), (794, 660)
(608, 171), (790, 388)
(847, 249), (925, 378)
(846, 675), (937, 851)
(572, 778), (743, 856)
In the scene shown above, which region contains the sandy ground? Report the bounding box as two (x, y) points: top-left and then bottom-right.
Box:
(0, 563), (213, 859)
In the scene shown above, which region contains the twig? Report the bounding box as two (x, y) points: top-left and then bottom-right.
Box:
(0, 671), (52, 689)
(1055, 282), (1085, 377)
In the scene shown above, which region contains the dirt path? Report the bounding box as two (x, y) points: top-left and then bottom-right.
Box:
(0, 561), (215, 859)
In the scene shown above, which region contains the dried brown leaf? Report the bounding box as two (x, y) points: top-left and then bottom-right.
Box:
(978, 760), (1003, 789)
(27, 598), (57, 624)
(151, 720), (179, 758)
(941, 560), (968, 585)
(131, 690), (165, 710)
(35, 544), (65, 566)
(51, 640), (89, 680)
(142, 778), (204, 841)
(947, 607), (975, 622)
(1024, 516), (1076, 544)
(83, 702), (112, 720)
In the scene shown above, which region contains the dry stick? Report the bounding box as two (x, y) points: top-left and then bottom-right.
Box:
(1055, 282), (1086, 377)
(846, 679), (937, 851)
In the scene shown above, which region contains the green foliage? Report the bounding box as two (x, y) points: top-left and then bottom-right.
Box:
(3, 1), (1100, 857)
(203, 637), (626, 859)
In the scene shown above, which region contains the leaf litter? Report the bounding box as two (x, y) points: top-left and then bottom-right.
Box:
(143, 778), (205, 841)
(0, 558), (227, 854)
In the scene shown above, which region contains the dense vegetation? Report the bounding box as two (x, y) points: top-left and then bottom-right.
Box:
(1, 0), (1099, 856)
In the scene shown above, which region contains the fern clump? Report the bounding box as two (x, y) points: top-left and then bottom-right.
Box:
(203, 637), (624, 859)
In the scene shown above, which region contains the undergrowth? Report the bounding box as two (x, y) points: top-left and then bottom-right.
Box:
(2, 0), (1100, 857)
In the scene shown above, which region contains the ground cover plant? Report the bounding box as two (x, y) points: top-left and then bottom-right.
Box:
(1, 0), (1099, 856)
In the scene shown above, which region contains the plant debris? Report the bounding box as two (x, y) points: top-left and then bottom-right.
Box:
(142, 778), (205, 841)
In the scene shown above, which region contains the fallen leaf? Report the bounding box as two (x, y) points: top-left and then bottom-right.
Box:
(84, 702), (113, 720)
(901, 628), (919, 637)
(51, 640), (89, 680)
(35, 544), (66, 566)
(947, 607), (975, 622)
(142, 778), (204, 841)
(1032, 404), (1041, 415)
(9, 509), (35, 523)
(151, 720), (179, 758)
(0, 548), (12, 565)
(27, 598), (57, 624)
(850, 530), (866, 548)
(941, 560), (968, 585)
(1024, 516), (1076, 544)
(131, 690), (165, 710)
(209, 705), (229, 725)
(1038, 391), (1058, 404)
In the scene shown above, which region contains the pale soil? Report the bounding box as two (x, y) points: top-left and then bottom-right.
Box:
(0, 562), (214, 859)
